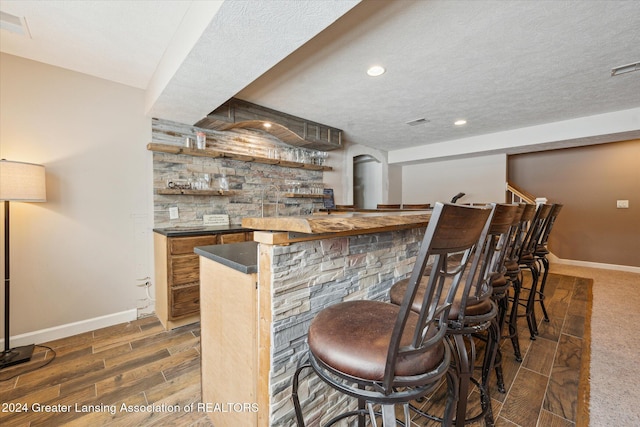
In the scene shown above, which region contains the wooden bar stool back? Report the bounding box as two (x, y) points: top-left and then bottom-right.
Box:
(402, 203), (431, 209)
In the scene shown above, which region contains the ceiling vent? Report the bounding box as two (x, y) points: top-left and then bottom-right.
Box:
(611, 61), (640, 77)
(0, 11), (31, 38)
(406, 118), (430, 126)
(195, 98), (343, 151)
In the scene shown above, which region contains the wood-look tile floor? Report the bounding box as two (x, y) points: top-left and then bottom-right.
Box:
(0, 317), (213, 427)
(0, 273), (589, 427)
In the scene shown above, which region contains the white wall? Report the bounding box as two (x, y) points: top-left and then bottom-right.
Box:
(0, 54), (153, 343)
(402, 154), (507, 205)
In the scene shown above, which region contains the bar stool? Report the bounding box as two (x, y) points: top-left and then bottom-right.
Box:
(291, 203), (493, 427)
(335, 204), (355, 210)
(533, 203), (563, 322)
(402, 203), (431, 209)
(517, 203), (551, 339)
(490, 203), (525, 392)
(389, 203), (518, 427)
(504, 203), (536, 360)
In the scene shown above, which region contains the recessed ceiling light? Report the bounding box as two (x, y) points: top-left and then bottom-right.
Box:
(454, 120), (467, 126)
(263, 122), (272, 129)
(367, 65), (386, 77)
(611, 61), (640, 76)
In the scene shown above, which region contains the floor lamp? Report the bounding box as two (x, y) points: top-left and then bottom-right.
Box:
(0, 159), (47, 369)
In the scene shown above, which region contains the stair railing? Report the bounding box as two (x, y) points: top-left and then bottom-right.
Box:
(506, 182), (537, 204)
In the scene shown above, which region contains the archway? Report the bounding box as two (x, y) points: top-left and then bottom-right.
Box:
(353, 154), (382, 209)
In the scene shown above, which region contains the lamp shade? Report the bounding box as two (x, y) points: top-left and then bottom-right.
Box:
(0, 160), (47, 202)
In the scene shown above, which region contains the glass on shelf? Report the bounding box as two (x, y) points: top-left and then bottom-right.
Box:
(318, 151), (328, 165)
(196, 132), (206, 149)
(218, 173), (229, 191)
(268, 148), (280, 160)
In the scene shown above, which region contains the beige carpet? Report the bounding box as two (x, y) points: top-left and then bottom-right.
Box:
(550, 264), (640, 427)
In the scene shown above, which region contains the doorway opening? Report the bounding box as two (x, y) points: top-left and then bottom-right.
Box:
(353, 155), (382, 209)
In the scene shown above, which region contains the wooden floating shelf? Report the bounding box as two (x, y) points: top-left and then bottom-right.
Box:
(156, 189), (234, 196)
(147, 143), (332, 171)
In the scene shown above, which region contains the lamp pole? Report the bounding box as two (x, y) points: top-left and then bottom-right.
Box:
(4, 200), (9, 354)
(0, 159), (46, 369)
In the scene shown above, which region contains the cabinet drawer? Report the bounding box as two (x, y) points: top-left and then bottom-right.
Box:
(171, 254), (199, 285)
(170, 283), (200, 319)
(170, 235), (218, 255)
(219, 232), (247, 244)
(219, 231), (254, 244)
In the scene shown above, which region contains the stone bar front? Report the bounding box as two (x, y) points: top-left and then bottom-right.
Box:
(197, 211), (431, 426)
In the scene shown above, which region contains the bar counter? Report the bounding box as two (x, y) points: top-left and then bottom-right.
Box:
(197, 210), (431, 426)
(241, 209), (431, 235)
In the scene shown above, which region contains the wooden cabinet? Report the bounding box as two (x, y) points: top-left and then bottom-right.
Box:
(154, 231), (253, 330)
(219, 232), (253, 244)
(195, 98), (343, 151)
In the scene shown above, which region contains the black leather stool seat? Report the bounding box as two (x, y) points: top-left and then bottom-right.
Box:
(308, 300), (445, 381)
(389, 277), (493, 320)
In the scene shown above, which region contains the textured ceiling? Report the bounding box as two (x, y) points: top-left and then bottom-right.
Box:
(145, 0), (360, 125)
(237, 0), (640, 151)
(0, 0), (192, 89)
(1, 0), (639, 155)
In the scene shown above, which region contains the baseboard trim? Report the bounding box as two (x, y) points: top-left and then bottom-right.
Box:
(0, 309), (138, 348)
(548, 253), (640, 274)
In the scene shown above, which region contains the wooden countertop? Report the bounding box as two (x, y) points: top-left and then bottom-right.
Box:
(241, 210), (431, 235)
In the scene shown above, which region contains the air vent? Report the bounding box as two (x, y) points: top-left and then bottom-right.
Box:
(406, 118), (430, 126)
(0, 11), (31, 37)
(611, 61), (640, 76)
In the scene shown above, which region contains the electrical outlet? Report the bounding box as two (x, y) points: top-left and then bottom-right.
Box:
(616, 200), (629, 209)
(169, 206), (179, 219)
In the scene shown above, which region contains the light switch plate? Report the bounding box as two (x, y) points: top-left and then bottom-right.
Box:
(169, 207), (179, 219)
(203, 214), (229, 226)
(616, 200), (629, 209)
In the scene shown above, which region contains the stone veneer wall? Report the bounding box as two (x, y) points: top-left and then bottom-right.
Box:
(152, 118), (327, 227)
(266, 227), (426, 426)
